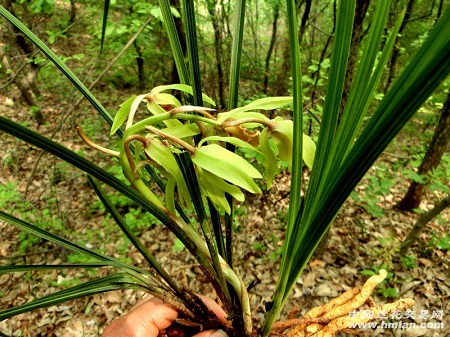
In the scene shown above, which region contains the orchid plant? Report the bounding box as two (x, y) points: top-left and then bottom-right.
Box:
(0, 1), (449, 336)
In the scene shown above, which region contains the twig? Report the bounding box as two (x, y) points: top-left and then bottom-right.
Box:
(399, 192), (450, 255)
(24, 16), (153, 193)
(0, 58), (28, 89)
(0, 49), (37, 106)
(382, 152), (410, 160)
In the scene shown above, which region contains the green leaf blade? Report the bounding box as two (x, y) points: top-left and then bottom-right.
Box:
(111, 95), (136, 136)
(302, 134), (316, 169)
(161, 124), (200, 139)
(192, 144), (262, 194)
(0, 7), (114, 129)
(0, 274), (139, 321)
(282, 3), (450, 318)
(151, 84), (216, 106)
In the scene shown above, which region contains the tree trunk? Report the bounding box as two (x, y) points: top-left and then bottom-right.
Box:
(134, 41), (145, 89)
(274, 0), (310, 96)
(384, 0), (416, 93)
(0, 49), (37, 107)
(170, 0), (187, 96)
(298, 0), (311, 44)
(396, 89), (450, 211)
(2, 0), (43, 101)
(341, 0), (370, 112)
(245, 0), (262, 83)
(435, 0), (444, 22)
(309, 0), (336, 110)
(263, 1), (279, 95)
(206, 0), (226, 109)
(399, 193), (450, 255)
(275, 39), (291, 96)
(69, 0), (76, 24)
(0, 2), (44, 124)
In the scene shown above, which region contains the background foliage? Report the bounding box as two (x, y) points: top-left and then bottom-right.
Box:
(0, 0), (449, 336)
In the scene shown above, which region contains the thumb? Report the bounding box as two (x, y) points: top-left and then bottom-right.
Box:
(193, 329), (229, 337)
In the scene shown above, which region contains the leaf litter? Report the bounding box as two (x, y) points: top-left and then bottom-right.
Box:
(0, 101), (449, 336)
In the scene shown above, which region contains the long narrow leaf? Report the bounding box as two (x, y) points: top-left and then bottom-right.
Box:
(88, 176), (179, 293)
(330, 1), (393, 165)
(325, 6), (450, 219)
(0, 118), (168, 222)
(0, 118), (228, 298)
(0, 117), (213, 274)
(0, 7), (190, 225)
(181, 0), (203, 105)
(100, 0), (110, 53)
(343, 8), (405, 160)
(0, 264), (109, 274)
(270, 0), (357, 329)
(286, 3), (450, 306)
(303, 0), (355, 221)
(0, 7), (114, 130)
(283, 0), (304, 255)
(223, 0), (247, 282)
(174, 152), (207, 221)
(261, 0), (303, 333)
(0, 274), (142, 321)
(159, 0), (190, 85)
(0, 211), (150, 285)
(227, 0), (246, 110)
(172, 154), (232, 309)
(0, 211), (117, 265)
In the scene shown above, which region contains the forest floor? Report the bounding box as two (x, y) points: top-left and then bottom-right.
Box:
(0, 95), (449, 337)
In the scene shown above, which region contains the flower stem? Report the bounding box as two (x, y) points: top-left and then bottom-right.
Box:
(76, 126), (120, 157)
(146, 125), (197, 153)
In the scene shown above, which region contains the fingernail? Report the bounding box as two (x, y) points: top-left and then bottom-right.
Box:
(211, 329), (228, 337)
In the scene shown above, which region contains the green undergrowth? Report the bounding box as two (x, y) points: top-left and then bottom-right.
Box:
(0, 182), (65, 255)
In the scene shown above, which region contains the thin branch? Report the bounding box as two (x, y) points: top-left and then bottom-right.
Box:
(0, 59), (28, 89)
(146, 125), (196, 153)
(399, 193), (450, 255)
(76, 126), (120, 157)
(24, 16), (153, 193)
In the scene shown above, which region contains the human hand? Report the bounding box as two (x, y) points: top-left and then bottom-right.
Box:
(101, 295), (229, 337)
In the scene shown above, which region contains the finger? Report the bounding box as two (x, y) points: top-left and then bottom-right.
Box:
(101, 297), (178, 337)
(130, 294), (155, 310)
(193, 329), (229, 337)
(134, 294), (228, 325)
(138, 297), (179, 330)
(166, 326), (187, 337)
(196, 294), (229, 324)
